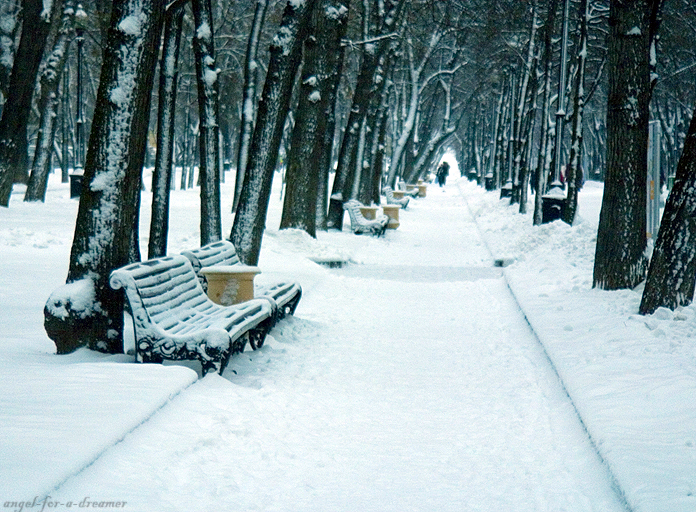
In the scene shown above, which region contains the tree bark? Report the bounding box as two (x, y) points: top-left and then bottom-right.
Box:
(148, 2), (185, 258)
(44, 0), (165, 354)
(511, 2), (538, 205)
(192, 0), (222, 245)
(230, 0), (316, 265)
(592, 0), (664, 290)
(561, 0), (588, 225)
(315, 26), (347, 231)
(0, 0), (18, 103)
(533, 0), (559, 225)
(233, 0), (268, 212)
(0, 0), (52, 206)
(280, 0), (349, 237)
(24, 0), (76, 202)
(639, 106), (696, 314)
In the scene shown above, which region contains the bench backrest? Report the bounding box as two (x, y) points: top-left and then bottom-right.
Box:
(181, 240), (241, 273)
(110, 255), (209, 327)
(343, 199), (367, 224)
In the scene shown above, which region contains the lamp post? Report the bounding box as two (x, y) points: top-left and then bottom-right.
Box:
(541, 0), (571, 223)
(500, 72), (516, 198)
(74, 4), (87, 172)
(61, 60), (70, 183)
(69, 4), (88, 198)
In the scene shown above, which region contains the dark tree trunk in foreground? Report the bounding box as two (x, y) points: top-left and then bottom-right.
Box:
(192, 0), (222, 245)
(149, 3), (185, 258)
(25, 0), (76, 202)
(231, 0), (315, 265)
(639, 107), (696, 314)
(44, 0), (165, 354)
(592, 0), (664, 290)
(280, 0), (349, 237)
(0, 0), (52, 206)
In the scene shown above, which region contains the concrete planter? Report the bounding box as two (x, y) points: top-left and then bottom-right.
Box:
(381, 204), (401, 229)
(359, 205), (379, 220)
(200, 265), (261, 305)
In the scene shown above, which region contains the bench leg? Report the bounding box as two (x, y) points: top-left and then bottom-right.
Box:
(281, 291), (302, 319)
(136, 337), (164, 364)
(248, 316), (274, 350)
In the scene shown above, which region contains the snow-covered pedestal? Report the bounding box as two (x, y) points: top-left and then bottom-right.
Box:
(200, 265), (261, 305)
(359, 205), (379, 220)
(381, 204), (401, 229)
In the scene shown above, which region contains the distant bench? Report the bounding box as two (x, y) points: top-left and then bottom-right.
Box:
(382, 186), (409, 209)
(110, 255), (275, 375)
(181, 240), (302, 322)
(343, 199), (389, 236)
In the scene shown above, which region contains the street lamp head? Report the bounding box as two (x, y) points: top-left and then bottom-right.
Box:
(75, 3), (87, 20)
(75, 3), (88, 35)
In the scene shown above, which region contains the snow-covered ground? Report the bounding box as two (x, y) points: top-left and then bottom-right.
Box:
(0, 163), (694, 512)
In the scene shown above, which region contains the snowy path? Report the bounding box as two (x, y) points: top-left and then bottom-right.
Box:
(50, 185), (627, 511)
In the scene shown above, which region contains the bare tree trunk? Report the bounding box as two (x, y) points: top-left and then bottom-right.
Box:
(0, 0), (52, 206)
(639, 106), (696, 314)
(561, 0), (588, 225)
(192, 0), (222, 245)
(233, 0), (268, 212)
(511, 2), (538, 204)
(315, 27), (347, 231)
(533, 0), (560, 225)
(24, 0), (76, 202)
(230, 0), (315, 265)
(44, 0), (165, 354)
(280, 0), (349, 237)
(148, 2), (185, 258)
(0, 0), (18, 100)
(593, 0), (664, 289)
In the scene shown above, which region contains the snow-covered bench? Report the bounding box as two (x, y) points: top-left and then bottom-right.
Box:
(382, 186), (409, 208)
(398, 183), (420, 198)
(109, 255), (275, 375)
(343, 199), (389, 236)
(181, 240), (302, 322)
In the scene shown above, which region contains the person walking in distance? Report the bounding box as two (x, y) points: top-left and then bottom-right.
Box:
(436, 161), (449, 187)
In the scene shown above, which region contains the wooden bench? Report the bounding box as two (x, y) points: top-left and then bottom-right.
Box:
(343, 199), (389, 236)
(109, 255), (275, 375)
(181, 240), (302, 322)
(397, 183), (420, 198)
(382, 186), (409, 209)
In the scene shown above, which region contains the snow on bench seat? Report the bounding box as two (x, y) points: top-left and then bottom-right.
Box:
(109, 255), (274, 375)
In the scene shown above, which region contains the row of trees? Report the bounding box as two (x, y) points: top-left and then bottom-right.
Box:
(0, 0), (693, 352)
(451, 0), (696, 314)
(28, 0), (472, 353)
